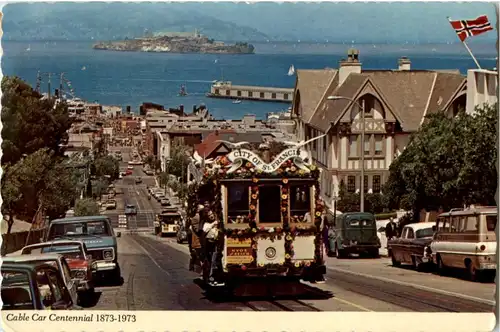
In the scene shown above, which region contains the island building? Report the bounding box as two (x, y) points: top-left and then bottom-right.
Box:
(293, 49), (468, 210)
(466, 68), (498, 114)
(207, 81), (294, 103)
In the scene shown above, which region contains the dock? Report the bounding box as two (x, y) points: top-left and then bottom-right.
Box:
(206, 81), (293, 103)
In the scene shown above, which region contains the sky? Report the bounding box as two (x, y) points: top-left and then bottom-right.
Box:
(2, 2), (498, 43)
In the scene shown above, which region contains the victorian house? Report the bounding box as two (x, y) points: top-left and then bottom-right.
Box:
(292, 48), (467, 209)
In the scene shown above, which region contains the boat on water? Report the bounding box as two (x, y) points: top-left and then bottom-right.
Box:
(287, 65), (295, 76)
(232, 99), (242, 104)
(178, 84), (188, 96)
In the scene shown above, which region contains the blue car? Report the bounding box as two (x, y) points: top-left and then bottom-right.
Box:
(45, 216), (122, 283)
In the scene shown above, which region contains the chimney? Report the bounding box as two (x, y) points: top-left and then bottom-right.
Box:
(179, 104), (184, 114)
(339, 48), (362, 86)
(398, 56), (411, 71)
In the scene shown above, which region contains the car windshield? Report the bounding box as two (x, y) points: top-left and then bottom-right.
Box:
(126, 205), (135, 209)
(415, 227), (434, 238)
(1, 271), (34, 309)
(48, 220), (111, 238)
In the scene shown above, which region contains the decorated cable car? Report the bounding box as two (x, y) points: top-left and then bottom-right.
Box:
(187, 140), (327, 288)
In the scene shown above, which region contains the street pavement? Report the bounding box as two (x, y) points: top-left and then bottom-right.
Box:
(89, 145), (495, 312)
(88, 232), (495, 312)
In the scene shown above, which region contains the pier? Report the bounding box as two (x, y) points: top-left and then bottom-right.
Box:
(206, 81), (293, 103)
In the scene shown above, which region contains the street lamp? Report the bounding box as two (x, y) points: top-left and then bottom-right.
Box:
(327, 95), (366, 212)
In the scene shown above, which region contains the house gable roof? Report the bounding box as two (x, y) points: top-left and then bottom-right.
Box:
(293, 69), (337, 124)
(306, 69), (466, 133)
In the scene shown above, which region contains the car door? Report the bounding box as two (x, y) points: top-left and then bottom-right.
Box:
(402, 227), (415, 263)
(394, 227), (409, 262)
(60, 259), (78, 304)
(45, 268), (74, 309)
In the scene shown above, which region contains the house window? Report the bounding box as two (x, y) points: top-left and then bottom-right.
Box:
(284, 93), (289, 100)
(373, 175), (381, 193)
(362, 98), (374, 118)
(323, 136), (327, 152)
(258, 185), (282, 223)
(214, 89), (220, 95)
(227, 184), (250, 221)
(364, 135), (371, 156)
(248, 91), (253, 97)
(225, 90), (230, 96)
(374, 135), (384, 156)
(237, 91), (242, 97)
(260, 92), (265, 98)
(363, 175), (368, 193)
(347, 176), (356, 193)
(271, 93), (277, 99)
(349, 135), (358, 157)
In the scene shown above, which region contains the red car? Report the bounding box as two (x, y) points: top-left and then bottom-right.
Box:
(126, 169), (133, 175)
(21, 240), (96, 302)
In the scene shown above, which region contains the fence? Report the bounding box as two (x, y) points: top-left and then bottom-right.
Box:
(1, 229), (46, 256)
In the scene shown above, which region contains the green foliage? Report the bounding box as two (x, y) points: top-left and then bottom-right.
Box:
(1, 77), (78, 232)
(383, 103), (497, 220)
(74, 198), (100, 216)
(165, 142), (190, 182)
(92, 155), (119, 180)
(1, 76), (73, 165)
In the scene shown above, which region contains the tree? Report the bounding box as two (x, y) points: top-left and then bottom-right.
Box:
(1, 76), (73, 165)
(162, 141), (190, 182)
(1, 149), (79, 232)
(74, 198), (100, 216)
(92, 155), (119, 180)
(383, 104), (497, 221)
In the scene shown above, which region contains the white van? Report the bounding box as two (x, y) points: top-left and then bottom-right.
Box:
(430, 206), (496, 281)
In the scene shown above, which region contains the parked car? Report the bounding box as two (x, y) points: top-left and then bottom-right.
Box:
(176, 223), (188, 243)
(105, 200), (117, 210)
(20, 240), (96, 303)
(160, 199), (171, 207)
(125, 204), (137, 215)
(330, 212), (381, 258)
(3, 254), (80, 305)
(126, 169), (133, 175)
(45, 216), (122, 283)
(431, 207), (497, 281)
(2, 262), (79, 310)
(387, 222), (435, 270)
(135, 177), (142, 184)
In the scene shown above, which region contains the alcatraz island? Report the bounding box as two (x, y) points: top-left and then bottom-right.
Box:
(93, 29), (255, 55)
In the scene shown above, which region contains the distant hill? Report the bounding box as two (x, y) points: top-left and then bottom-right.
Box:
(2, 2), (497, 44)
(2, 3), (270, 42)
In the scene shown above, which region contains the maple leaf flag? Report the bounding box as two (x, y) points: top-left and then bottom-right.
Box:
(449, 15), (494, 42)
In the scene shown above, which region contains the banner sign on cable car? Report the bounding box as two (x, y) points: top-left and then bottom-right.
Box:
(226, 148), (306, 174)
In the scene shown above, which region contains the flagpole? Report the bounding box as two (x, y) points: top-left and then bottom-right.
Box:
(462, 40), (482, 69)
(447, 16), (482, 69)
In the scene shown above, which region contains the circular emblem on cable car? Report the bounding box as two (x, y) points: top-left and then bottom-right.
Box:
(265, 247), (277, 259)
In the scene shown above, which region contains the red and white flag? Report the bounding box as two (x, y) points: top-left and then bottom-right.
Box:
(449, 15), (494, 42)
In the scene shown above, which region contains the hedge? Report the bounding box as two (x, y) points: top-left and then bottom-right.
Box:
(374, 212), (397, 220)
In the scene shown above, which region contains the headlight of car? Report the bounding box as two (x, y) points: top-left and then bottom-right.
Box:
(75, 270), (86, 279)
(103, 249), (114, 260)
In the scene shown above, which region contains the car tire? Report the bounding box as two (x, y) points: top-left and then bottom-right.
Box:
(390, 250), (401, 267)
(465, 260), (478, 282)
(370, 249), (380, 259)
(335, 245), (346, 259)
(436, 255), (446, 276)
(110, 265), (121, 285)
